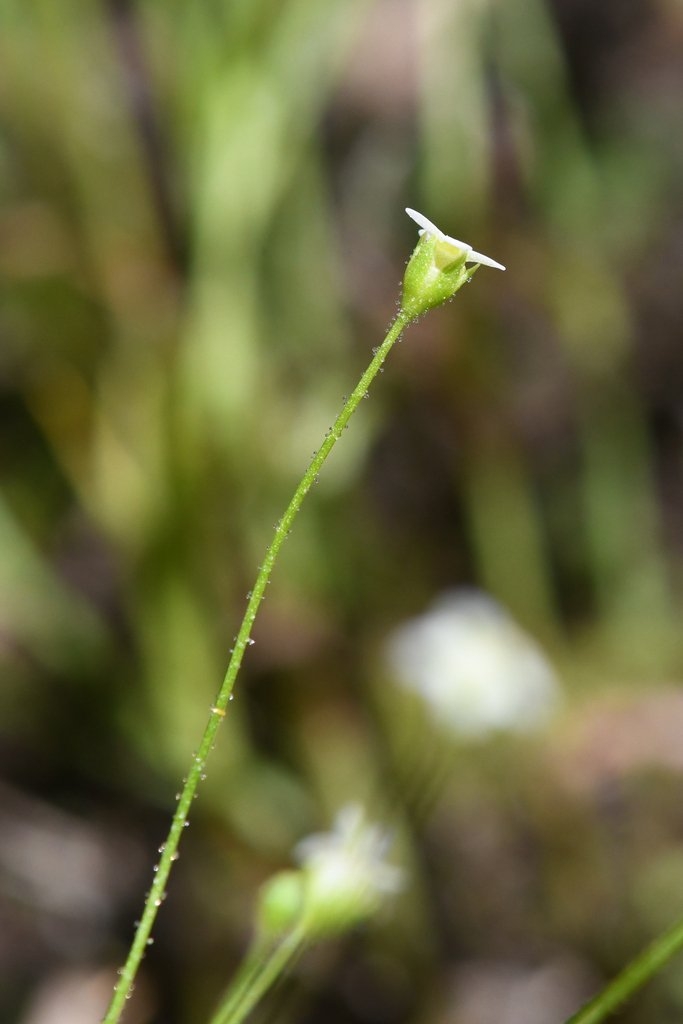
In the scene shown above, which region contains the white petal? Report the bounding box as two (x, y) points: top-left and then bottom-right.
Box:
(406, 208), (505, 270)
(405, 208), (444, 239)
(467, 248), (506, 271)
(441, 232), (472, 253)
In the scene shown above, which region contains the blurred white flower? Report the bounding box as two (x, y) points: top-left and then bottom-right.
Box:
(385, 590), (561, 737)
(294, 804), (403, 936)
(406, 208), (506, 271)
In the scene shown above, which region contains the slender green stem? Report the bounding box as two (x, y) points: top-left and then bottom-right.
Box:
(208, 925), (308, 1024)
(206, 936), (274, 1024)
(101, 310), (412, 1024)
(565, 915), (683, 1024)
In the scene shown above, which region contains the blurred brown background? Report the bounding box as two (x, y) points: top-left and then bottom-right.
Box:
(1, 1), (683, 1022)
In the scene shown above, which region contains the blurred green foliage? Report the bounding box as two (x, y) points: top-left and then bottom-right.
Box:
(2, 1), (683, 1022)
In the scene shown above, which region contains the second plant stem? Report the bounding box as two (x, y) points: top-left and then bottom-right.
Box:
(208, 925), (309, 1024)
(101, 309), (412, 1024)
(565, 914), (683, 1024)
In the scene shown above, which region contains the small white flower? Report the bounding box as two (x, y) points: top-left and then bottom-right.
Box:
(294, 804), (403, 935)
(406, 208), (506, 271)
(385, 590), (560, 737)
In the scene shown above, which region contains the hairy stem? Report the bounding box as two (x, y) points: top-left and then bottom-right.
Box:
(101, 310), (412, 1023)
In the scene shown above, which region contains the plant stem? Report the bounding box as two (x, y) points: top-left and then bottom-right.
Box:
(207, 925), (308, 1024)
(565, 915), (683, 1024)
(205, 936), (274, 1024)
(101, 310), (412, 1023)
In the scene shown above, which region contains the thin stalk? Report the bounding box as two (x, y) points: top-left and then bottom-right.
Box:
(207, 924), (308, 1024)
(101, 310), (412, 1023)
(565, 915), (683, 1024)
(206, 936), (274, 1024)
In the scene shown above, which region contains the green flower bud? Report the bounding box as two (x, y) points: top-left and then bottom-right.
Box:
(257, 870), (306, 937)
(401, 208), (505, 319)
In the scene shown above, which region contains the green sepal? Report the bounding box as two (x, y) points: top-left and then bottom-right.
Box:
(400, 233), (472, 319)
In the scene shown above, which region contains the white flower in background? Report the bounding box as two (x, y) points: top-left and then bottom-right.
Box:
(405, 208), (506, 271)
(294, 804), (403, 936)
(385, 590), (561, 737)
